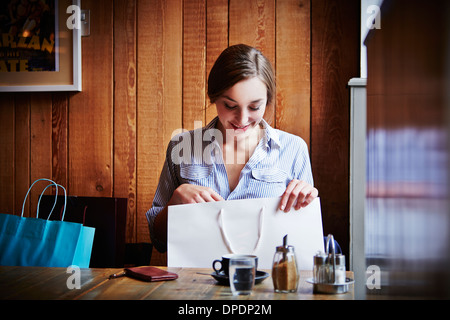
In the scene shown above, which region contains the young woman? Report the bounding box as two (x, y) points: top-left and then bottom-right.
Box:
(146, 44), (318, 253)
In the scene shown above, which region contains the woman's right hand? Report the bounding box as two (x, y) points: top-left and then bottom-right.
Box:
(153, 184), (224, 249)
(168, 184), (224, 205)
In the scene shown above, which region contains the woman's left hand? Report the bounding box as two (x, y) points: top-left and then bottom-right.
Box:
(279, 179), (318, 212)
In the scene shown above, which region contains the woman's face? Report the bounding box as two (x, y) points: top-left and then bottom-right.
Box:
(215, 77), (267, 140)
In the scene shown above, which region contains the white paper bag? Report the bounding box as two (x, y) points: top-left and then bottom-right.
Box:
(168, 197), (324, 270)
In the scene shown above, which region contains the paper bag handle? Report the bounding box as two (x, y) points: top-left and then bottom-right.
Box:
(217, 206), (265, 254)
(21, 178), (67, 221)
(36, 183), (67, 220)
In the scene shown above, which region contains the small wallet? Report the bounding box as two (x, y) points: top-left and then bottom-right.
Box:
(109, 266), (178, 282)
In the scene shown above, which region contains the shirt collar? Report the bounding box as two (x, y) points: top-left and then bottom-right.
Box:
(205, 117), (218, 130)
(259, 118), (281, 148)
(205, 116), (281, 148)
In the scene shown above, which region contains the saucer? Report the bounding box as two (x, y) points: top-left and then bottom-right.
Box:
(211, 271), (269, 286)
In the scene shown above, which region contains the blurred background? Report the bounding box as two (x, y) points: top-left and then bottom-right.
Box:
(363, 0), (450, 299)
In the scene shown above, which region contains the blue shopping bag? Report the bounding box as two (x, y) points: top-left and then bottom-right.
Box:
(0, 179), (95, 268)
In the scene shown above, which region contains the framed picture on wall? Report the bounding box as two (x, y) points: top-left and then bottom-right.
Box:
(0, 0), (81, 92)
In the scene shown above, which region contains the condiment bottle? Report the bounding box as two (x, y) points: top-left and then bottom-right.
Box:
(333, 254), (346, 284)
(272, 235), (299, 293)
(313, 251), (328, 283)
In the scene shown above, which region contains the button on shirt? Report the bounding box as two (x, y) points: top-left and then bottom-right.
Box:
(146, 117), (314, 252)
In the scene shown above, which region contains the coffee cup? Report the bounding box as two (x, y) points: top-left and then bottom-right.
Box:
(212, 254), (258, 276)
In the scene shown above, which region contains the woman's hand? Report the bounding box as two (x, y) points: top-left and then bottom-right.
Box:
(153, 184), (224, 245)
(279, 179), (318, 212)
(168, 184), (224, 205)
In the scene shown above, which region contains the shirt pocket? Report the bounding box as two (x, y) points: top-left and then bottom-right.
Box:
(251, 168), (288, 183)
(247, 168), (288, 198)
(179, 164), (214, 184)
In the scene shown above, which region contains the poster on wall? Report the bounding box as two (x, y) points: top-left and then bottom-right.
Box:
(0, 0), (58, 72)
(0, 0), (81, 92)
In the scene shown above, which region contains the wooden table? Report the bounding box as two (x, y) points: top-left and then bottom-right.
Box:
(0, 266), (353, 300)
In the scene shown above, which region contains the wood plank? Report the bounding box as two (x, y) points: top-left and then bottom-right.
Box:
(76, 269), (167, 300)
(14, 94), (30, 217)
(137, 0), (183, 264)
(0, 266), (354, 300)
(30, 93), (53, 218)
(229, 0), (275, 62)
(0, 266), (118, 300)
(156, 0), (182, 265)
(1, 267), (71, 300)
(183, 0), (206, 129)
(311, 0), (360, 258)
(137, 0), (163, 255)
(51, 93), (68, 189)
(276, 0), (311, 148)
(114, 0), (137, 243)
(205, 0), (228, 124)
(0, 94), (15, 214)
(68, 0), (113, 197)
(143, 268), (354, 300)
(229, 0), (276, 125)
(146, 268), (218, 300)
(161, 0), (183, 148)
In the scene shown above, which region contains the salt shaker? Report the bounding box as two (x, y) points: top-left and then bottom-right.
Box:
(333, 254), (346, 284)
(272, 235), (299, 293)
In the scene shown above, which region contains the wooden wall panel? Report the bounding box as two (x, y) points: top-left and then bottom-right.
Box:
(30, 93), (53, 217)
(0, 94), (14, 214)
(183, 0), (206, 129)
(114, 0), (137, 243)
(0, 0), (359, 266)
(51, 93), (68, 198)
(205, 0), (228, 124)
(276, 0), (311, 147)
(137, 0), (163, 261)
(229, 0), (276, 125)
(229, 0), (275, 63)
(311, 0), (360, 259)
(14, 94), (31, 217)
(68, 0), (113, 197)
(137, 0), (182, 264)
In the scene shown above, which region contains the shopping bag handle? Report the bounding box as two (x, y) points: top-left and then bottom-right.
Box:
(217, 206), (265, 254)
(21, 178), (67, 221)
(36, 183), (67, 221)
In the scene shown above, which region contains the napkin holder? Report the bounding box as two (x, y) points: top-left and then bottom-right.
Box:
(307, 234), (354, 294)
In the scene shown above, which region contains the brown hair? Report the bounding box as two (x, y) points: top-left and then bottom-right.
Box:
(207, 44), (275, 111)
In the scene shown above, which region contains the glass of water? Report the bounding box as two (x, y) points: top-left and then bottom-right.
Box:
(229, 256), (256, 296)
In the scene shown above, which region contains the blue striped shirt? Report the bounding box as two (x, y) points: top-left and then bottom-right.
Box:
(146, 117), (314, 252)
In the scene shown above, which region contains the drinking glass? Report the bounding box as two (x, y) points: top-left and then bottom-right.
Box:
(229, 256), (256, 296)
